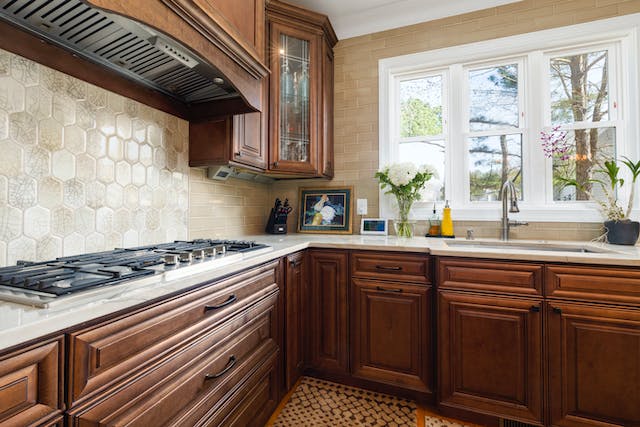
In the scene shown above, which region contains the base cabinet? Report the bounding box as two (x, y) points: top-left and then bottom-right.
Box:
(308, 250), (349, 374)
(547, 301), (640, 427)
(438, 291), (544, 425)
(351, 278), (432, 394)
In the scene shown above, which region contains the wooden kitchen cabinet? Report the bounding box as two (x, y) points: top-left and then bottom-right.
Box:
(547, 301), (640, 427)
(308, 249), (349, 374)
(438, 291), (544, 424)
(284, 251), (307, 390)
(189, 105), (269, 171)
(351, 278), (432, 395)
(0, 337), (64, 427)
(266, 0), (337, 177)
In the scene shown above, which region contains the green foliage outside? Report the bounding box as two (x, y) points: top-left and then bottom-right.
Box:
(400, 98), (442, 138)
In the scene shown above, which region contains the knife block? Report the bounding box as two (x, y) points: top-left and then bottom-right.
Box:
(266, 208), (288, 234)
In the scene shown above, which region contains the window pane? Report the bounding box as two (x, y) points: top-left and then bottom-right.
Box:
(399, 140), (445, 201)
(468, 64), (519, 131)
(469, 134), (522, 201)
(550, 50), (609, 125)
(400, 76), (443, 137)
(552, 127), (616, 201)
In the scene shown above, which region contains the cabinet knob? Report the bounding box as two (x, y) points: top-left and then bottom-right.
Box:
(273, 161), (279, 168)
(204, 355), (236, 379)
(552, 307), (562, 314)
(234, 151), (241, 157)
(530, 305), (540, 312)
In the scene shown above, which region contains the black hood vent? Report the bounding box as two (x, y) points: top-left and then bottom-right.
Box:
(0, 0), (238, 104)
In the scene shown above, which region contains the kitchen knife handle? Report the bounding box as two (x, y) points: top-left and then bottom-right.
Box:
(204, 294), (237, 311)
(375, 265), (402, 271)
(205, 355), (236, 379)
(376, 286), (402, 293)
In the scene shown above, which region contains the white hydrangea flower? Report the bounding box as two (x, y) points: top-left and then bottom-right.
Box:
(419, 164), (438, 179)
(388, 162), (417, 186)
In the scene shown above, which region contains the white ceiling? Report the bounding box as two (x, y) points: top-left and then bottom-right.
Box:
(284, 0), (523, 40)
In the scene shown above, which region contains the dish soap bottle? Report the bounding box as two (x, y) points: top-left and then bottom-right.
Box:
(428, 203), (441, 236)
(441, 200), (454, 237)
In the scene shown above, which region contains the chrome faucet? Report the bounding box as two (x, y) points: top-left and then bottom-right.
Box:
(501, 180), (528, 241)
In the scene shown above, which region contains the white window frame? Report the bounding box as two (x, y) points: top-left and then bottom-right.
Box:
(379, 14), (640, 222)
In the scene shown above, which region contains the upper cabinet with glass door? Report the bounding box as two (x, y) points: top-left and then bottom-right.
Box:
(266, 1), (337, 177)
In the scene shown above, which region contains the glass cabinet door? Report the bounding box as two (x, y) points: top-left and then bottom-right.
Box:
(270, 23), (319, 174)
(280, 34), (310, 162)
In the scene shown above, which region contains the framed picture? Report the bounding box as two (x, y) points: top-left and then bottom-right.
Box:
(360, 218), (388, 235)
(297, 187), (353, 234)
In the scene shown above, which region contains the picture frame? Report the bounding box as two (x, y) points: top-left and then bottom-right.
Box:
(360, 218), (388, 235)
(297, 187), (353, 234)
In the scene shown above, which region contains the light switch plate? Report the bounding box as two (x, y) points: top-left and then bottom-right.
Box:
(357, 198), (368, 215)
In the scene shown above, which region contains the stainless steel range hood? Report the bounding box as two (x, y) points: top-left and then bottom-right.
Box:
(0, 0), (268, 118)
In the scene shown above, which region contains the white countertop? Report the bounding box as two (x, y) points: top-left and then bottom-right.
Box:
(1, 234), (639, 352)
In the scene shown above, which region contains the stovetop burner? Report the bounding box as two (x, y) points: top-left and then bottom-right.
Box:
(0, 239), (270, 306)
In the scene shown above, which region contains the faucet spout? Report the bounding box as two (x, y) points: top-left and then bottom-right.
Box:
(501, 180), (527, 240)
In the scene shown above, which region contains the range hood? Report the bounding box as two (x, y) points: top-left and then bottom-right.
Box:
(0, 0), (269, 118)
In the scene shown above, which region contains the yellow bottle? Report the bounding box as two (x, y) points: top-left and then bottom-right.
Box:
(441, 200), (454, 237)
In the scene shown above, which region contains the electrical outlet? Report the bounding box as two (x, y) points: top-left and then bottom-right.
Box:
(357, 198), (368, 215)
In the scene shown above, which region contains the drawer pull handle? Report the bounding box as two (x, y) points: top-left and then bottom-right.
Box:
(376, 286), (402, 293)
(204, 294), (237, 311)
(205, 355), (236, 379)
(530, 305), (540, 312)
(553, 307), (562, 314)
(375, 265), (402, 271)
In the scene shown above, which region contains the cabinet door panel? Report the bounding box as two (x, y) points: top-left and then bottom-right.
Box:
(284, 251), (306, 389)
(438, 291), (543, 424)
(0, 337), (64, 427)
(308, 250), (349, 374)
(351, 279), (432, 394)
(548, 302), (640, 427)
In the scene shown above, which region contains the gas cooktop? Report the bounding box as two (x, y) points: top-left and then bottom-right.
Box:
(0, 239), (271, 308)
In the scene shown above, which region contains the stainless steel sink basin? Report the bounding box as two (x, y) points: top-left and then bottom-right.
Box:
(445, 240), (615, 254)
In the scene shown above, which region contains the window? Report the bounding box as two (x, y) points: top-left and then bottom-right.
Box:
(379, 15), (639, 221)
(466, 62), (523, 201)
(396, 73), (446, 201)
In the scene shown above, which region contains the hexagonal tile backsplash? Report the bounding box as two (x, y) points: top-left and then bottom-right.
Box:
(0, 48), (189, 266)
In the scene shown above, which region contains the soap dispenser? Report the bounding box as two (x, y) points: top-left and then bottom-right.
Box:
(428, 203), (441, 236)
(441, 200), (454, 237)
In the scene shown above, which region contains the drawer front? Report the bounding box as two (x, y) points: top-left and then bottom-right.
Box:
(438, 258), (542, 296)
(352, 251), (430, 284)
(546, 264), (640, 305)
(0, 337), (64, 427)
(69, 261), (279, 406)
(199, 350), (279, 427)
(68, 292), (278, 426)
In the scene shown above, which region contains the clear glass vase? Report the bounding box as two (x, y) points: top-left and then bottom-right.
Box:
(394, 195), (414, 238)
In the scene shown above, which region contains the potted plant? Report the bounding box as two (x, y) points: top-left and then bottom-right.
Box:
(560, 158), (640, 245)
(541, 126), (640, 245)
(375, 162), (436, 238)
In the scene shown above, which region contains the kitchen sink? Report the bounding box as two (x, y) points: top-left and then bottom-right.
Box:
(445, 240), (616, 254)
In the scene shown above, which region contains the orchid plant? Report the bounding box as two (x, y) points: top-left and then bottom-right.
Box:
(541, 127), (640, 222)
